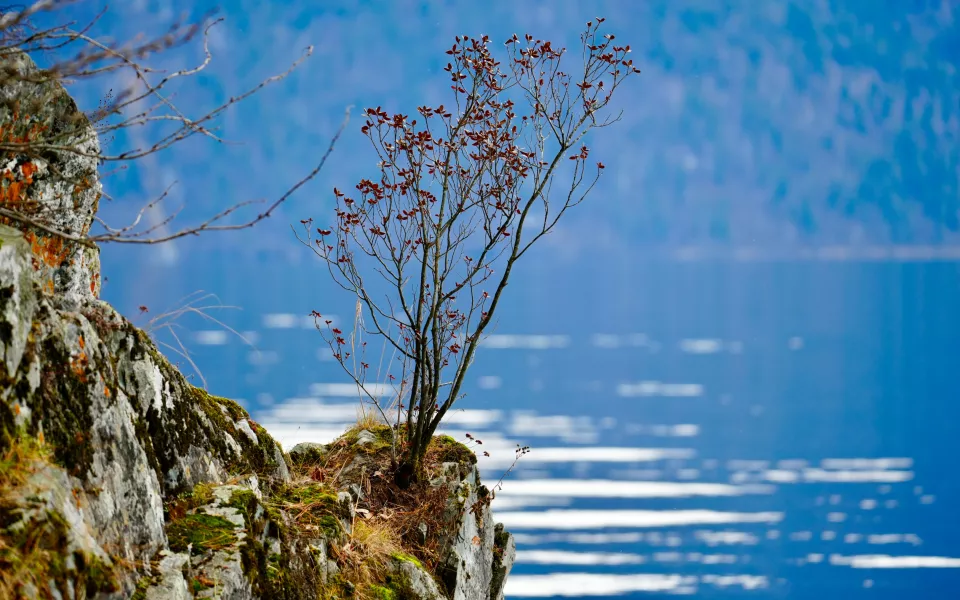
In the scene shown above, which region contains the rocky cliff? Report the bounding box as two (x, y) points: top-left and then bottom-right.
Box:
(0, 48), (514, 600)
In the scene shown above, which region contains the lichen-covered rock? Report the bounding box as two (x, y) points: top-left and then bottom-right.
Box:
(490, 523), (516, 600)
(0, 225), (37, 380)
(0, 49), (103, 308)
(388, 555), (446, 599)
(0, 224), (296, 597)
(288, 442), (328, 464)
(433, 464), (516, 600)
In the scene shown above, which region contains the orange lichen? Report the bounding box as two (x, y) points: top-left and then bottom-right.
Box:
(22, 230), (72, 270)
(0, 109), (48, 204)
(1, 161), (38, 206)
(70, 347), (89, 383)
(73, 175), (93, 197)
(1, 108), (101, 302)
(98, 373), (112, 398)
(0, 113), (47, 150)
(19, 161), (38, 179)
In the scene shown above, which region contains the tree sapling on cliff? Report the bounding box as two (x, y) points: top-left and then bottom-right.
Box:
(299, 19), (641, 487)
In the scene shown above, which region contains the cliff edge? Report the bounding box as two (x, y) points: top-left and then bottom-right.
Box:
(0, 48), (514, 600)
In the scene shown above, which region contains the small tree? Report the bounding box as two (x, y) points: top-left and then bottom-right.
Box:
(299, 18), (641, 487)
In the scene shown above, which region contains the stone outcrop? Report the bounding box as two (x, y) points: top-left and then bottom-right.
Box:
(0, 46), (514, 599)
(0, 48), (102, 308)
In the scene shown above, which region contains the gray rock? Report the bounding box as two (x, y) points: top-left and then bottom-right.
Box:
(345, 482), (363, 503)
(417, 522), (429, 545)
(490, 523), (516, 600)
(434, 465), (517, 600)
(0, 227), (37, 381)
(0, 49), (102, 309)
(0, 224), (297, 597)
(389, 556), (445, 600)
(0, 219), (517, 600)
(355, 429), (377, 445)
(289, 442), (328, 465)
(144, 552), (192, 600)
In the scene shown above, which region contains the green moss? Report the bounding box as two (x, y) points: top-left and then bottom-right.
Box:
(317, 514), (343, 538)
(32, 322), (99, 477)
(431, 434), (477, 466)
(278, 482), (338, 505)
(165, 481), (216, 522)
(369, 584), (397, 600)
(79, 553), (120, 596)
(337, 423), (398, 456)
(190, 482), (215, 506)
(224, 482), (326, 600)
(265, 563), (281, 583)
(227, 488), (258, 513)
(390, 552), (423, 570)
(247, 419), (281, 470)
(129, 575), (155, 600)
(265, 481), (345, 544)
(166, 513), (238, 555)
(457, 481), (473, 502)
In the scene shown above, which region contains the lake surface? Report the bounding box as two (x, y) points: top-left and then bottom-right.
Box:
(103, 249), (960, 599)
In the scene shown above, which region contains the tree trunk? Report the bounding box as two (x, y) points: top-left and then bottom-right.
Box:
(394, 437), (428, 489)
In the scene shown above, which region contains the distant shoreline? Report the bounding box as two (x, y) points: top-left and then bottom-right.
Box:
(665, 245), (960, 262)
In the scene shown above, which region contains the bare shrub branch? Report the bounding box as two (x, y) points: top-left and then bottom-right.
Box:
(139, 290), (257, 389)
(0, 3), (346, 246)
(299, 18), (641, 486)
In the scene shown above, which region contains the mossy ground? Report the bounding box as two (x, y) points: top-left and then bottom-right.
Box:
(166, 513), (238, 555)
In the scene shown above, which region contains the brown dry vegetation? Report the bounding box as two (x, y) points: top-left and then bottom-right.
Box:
(0, 433), (118, 600)
(287, 420), (477, 580)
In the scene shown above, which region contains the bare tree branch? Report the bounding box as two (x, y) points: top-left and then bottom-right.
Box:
(0, 4), (344, 247)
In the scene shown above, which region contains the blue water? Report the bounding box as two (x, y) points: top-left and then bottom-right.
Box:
(102, 250), (960, 598)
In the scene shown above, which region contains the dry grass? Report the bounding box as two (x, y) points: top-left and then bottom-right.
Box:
(140, 290), (256, 389)
(354, 406), (383, 432)
(0, 433), (69, 600)
(287, 417), (475, 591)
(0, 431), (50, 491)
(333, 517), (405, 596)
